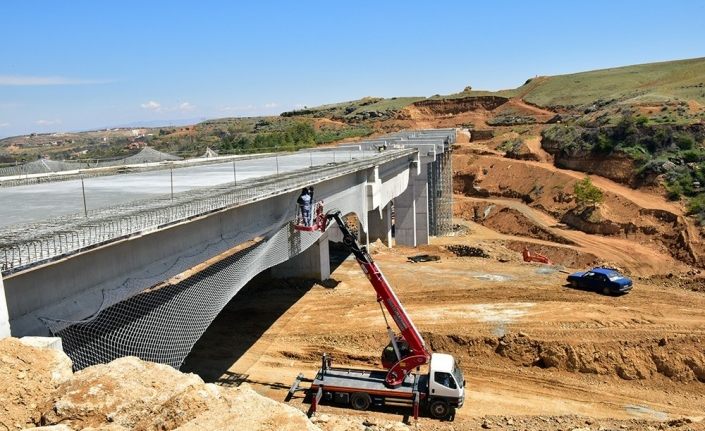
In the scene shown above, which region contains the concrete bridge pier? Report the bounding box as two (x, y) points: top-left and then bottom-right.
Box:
(394, 166), (429, 247)
(271, 231), (331, 281)
(367, 203), (393, 247)
(1, 275), (10, 338)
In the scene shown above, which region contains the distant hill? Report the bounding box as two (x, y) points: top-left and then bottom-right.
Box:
(314, 57), (705, 109)
(517, 57), (705, 108)
(2, 57), (704, 164)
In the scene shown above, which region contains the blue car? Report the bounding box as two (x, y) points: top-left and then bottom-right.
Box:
(566, 267), (633, 295)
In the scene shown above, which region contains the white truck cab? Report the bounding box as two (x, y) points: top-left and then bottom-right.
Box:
(427, 353), (465, 417)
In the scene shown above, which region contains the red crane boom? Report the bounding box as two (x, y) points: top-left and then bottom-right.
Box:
(327, 212), (430, 387)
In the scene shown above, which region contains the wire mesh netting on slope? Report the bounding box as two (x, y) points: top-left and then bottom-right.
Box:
(42, 221), (322, 370)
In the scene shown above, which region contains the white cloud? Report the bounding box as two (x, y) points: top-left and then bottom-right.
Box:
(178, 102), (195, 111)
(220, 105), (255, 112)
(140, 100), (161, 111)
(264, 102), (279, 108)
(141, 101), (195, 113)
(0, 75), (112, 86)
(0, 122), (9, 128)
(35, 119), (62, 126)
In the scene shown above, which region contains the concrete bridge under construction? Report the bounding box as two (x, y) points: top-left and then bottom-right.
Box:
(0, 129), (455, 369)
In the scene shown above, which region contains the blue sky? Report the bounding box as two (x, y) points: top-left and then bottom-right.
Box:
(1, 0), (704, 138)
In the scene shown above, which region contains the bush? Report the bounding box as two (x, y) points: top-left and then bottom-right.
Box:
(687, 193), (705, 215)
(593, 133), (615, 153)
(675, 133), (695, 150)
(622, 145), (650, 163)
(682, 149), (705, 163)
(665, 182), (683, 200)
(574, 177), (604, 207)
(497, 138), (522, 153)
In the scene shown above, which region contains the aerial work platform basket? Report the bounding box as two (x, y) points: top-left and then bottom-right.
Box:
(294, 201), (327, 232)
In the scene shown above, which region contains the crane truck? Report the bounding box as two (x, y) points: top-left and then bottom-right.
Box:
(287, 212), (465, 421)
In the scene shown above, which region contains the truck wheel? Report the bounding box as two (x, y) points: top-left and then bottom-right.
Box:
(429, 400), (450, 419)
(350, 392), (371, 411)
(602, 286), (611, 295)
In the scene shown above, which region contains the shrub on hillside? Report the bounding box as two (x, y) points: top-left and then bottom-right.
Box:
(688, 193), (705, 216)
(682, 149), (705, 163)
(675, 133), (695, 150)
(574, 177), (604, 208)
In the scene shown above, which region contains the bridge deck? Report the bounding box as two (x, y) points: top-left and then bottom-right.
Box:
(0, 149), (415, 275)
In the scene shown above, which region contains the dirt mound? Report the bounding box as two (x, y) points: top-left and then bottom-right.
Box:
(429, 332), (705, 383)
(0, 339), (321, 431)
(642, 273), (705, 293)
(454, 198), (574, 245)
(38, 356), (319, 431)
(176, 384), (320, 431)
(40, 356), (222, 430)
(0, 338), (73, 430)
(446, 245), (490, 258)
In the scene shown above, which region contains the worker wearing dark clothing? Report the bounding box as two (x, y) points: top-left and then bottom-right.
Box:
(297, 187), (313, 226)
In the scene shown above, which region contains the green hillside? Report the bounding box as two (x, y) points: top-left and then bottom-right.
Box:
(520, 57), (705, 108)
(291, 57), (705, 116)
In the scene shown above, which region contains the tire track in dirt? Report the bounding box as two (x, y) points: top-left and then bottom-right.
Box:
(464, 366), (699, 420)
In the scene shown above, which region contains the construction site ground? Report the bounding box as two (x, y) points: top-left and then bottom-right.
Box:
(181, 137), (705, 430)
(183, 231), (705, 429)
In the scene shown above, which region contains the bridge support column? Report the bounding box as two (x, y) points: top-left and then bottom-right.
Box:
(357, 219), (369, 248)
(368, 203), (393, 247)
(0, 275), (10, 338)
(271, 233), (330, 281)
(394, 167), (429, 247)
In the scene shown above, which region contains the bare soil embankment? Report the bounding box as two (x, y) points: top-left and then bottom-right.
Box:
(452, 150), (704, 273)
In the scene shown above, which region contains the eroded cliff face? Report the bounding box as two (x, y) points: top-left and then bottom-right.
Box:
(410, 96), (510, 116)
(553, 151), (638, 184)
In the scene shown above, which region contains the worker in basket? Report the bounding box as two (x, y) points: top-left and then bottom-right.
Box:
(297, 186), (314, 226)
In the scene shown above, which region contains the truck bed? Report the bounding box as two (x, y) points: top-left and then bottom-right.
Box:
(311, 366), (428, 398)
